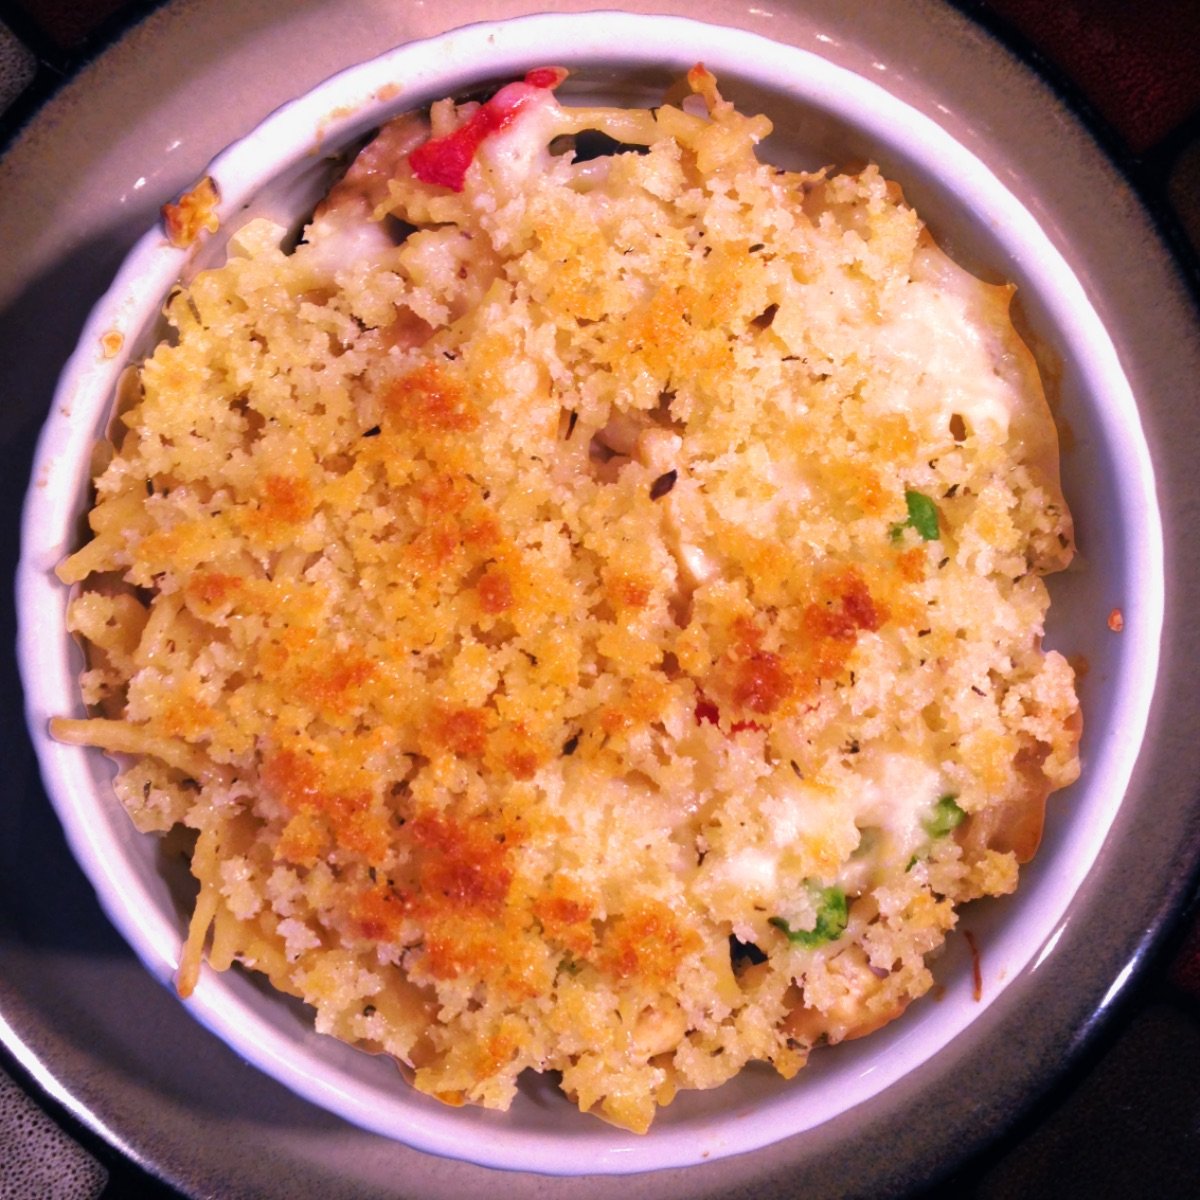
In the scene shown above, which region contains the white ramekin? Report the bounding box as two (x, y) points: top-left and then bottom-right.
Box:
(16, 11), (1163, 1175)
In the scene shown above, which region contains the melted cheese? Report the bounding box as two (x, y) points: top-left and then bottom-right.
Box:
(477, 89), (568, 196)
(301, 211), (397, 276)
(870, 247), (1017, 440)
(847, 751), (946, 869)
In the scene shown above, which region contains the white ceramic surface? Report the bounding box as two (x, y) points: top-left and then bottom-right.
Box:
(5, 4), (1187, 1193)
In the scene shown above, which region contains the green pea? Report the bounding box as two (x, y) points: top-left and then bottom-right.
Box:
(923, 794), (965, 838)
(770, 885), (848, 947)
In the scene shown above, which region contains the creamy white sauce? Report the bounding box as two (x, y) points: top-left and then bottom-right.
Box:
(477, 90), (566, 194)
(301, 213), (397, 277)
(873, 284), (1012, 438)
(716, 846), (780, 895)
(846, 751), (946, 870)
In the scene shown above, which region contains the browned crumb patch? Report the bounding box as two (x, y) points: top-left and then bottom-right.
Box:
(162, 176), (220, 248)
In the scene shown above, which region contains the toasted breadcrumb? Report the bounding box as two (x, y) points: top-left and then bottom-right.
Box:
(54, 68), (1079, 1133)
(162, 175), (220, 248)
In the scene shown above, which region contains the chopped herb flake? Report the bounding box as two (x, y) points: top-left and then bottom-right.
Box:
(904, 490), (940, 540)
(650, 469), (678, 500)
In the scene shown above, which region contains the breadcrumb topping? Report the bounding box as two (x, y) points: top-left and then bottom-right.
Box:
(54, 68), (1079, 1132)
(161, 175), (220, 249)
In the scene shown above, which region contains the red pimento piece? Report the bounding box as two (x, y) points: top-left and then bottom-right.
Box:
(694, 695), (762, 734)
(408, 67), (568, 192)
(523, 66), (567, 89)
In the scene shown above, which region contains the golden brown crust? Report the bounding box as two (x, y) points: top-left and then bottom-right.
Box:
(162, 176), (220, 249)
(55, 70), (1079, 1130)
